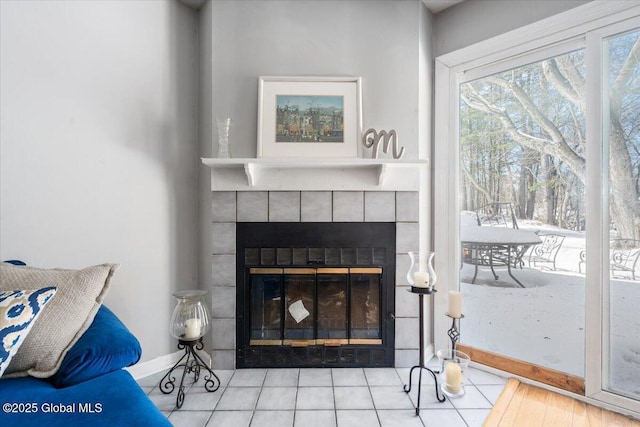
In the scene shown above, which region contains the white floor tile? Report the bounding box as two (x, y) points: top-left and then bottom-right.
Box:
(148, 387), (180, 412)
(459, 408), (492, 427)
(336, 410), (381, 427)
(396, 368), (437, 386)
(466, 367), (507, 385)
(476, 384), (506, 405)
(296, 387), (334, 409)
(177, 387), (224, 411)
(216, 387), (261, 410)
(332, 368), (367, 386)
(206, 410), (253, 427)
(144, 368), (501, 427)
(250, 410), (294, 427)
(294, 410), (337, 427)
(169, 410), (212, 427)
(228, 369), (267, 387)
(334, 386), (375, 409)
(377, 409), (425, 427)
(136, 371), (168, 387)
(369, 386), (415, 410)
(256, 386), (297, 410)
(419, 409), (467, 427)
(264, 368), (299, 387)
(299, 368), (333, 386)
(447, 386), (492, 409)
(364, 368), (403, 386)
(407, 386), (454, 409)
(193, 369), (233, 388)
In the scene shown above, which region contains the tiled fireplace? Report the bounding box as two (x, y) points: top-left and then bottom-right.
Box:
(208, 191), (419, 370)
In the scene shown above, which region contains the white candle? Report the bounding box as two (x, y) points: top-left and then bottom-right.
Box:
(445, 361), (462, 393)
(184, 318), (202, 339)
(413, 271), (429, 288)
(448, 291), (462, 318)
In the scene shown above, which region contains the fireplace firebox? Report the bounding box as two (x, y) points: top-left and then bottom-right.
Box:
(236, 222), (395, 368)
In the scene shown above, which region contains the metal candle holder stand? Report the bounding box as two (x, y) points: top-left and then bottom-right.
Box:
(160, 338), (221, 409)
(403, 286), (446, 415)
(446, 313), (464, 351)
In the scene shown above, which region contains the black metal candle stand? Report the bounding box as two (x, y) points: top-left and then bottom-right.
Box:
(446, 313), (464, 351)
(160, 338), (221, 409)
(403, 287), (446, 416)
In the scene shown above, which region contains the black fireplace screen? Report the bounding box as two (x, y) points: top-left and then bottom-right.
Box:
(236, 222), (395, 368)
(249, 268), (381, 346)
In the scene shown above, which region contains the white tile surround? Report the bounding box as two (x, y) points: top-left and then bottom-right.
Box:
(209, 191), (419, 370)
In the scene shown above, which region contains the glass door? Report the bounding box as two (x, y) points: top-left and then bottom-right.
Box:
(602, 27), (640, 402)
(457, 48), (587, 386)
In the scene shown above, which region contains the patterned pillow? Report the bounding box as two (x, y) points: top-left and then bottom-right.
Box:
(0, 263), (117, 378)
(0, 287), (57, 377)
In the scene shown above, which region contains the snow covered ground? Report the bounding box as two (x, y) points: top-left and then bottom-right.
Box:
(458, 220), (640, 398)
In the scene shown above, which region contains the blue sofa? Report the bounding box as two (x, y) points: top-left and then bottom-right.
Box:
(0, 301), (171, 427)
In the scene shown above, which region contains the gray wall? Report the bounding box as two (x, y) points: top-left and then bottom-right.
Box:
(0, 0), (199, 362)
(205, 0), (426, 159)
(433, 0), (592, 56)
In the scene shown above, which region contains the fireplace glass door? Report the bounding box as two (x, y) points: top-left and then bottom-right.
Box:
(249, 267), (382, 347)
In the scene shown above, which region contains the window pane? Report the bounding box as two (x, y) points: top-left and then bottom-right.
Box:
(350, 273), (381, 339)
(459, 49), (586, 378)
(251, 274), (282, 341)
(317, 273), (348, 339)
(284, 274), (315, 340)
(605, 28), (640, 400)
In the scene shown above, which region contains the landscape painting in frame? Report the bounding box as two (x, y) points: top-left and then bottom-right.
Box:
(258, 77), (361, 158)
(275, 95), (344, 143)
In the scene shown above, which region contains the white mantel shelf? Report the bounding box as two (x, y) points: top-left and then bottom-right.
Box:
(201, 158), (428, 191)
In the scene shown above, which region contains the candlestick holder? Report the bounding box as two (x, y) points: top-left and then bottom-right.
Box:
(446, 313), (463, 351)
(403, 287), (446, 415)
(160, 338), (221, 409)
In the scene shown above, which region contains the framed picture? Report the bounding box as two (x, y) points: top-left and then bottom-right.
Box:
(257, 76), (362, 158)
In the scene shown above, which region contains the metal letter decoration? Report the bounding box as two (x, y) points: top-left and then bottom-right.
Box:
(362, 128), (405, 159)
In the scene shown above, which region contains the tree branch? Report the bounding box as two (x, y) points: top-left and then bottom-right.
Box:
(543, 59), (585, 111)
(611, 36), (640, 108)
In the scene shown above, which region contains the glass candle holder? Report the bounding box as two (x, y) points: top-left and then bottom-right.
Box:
(170, 290), (210, 341)
(436, 348), (471, 397)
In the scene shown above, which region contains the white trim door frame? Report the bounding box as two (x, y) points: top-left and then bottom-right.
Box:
(434, 0), (640, 415)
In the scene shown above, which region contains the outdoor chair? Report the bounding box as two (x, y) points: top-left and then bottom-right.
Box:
(475, 203), (519, 229)
(473, 203), (522, 270)
(528, 233), (565, 271)
(578, 238), (640, 280)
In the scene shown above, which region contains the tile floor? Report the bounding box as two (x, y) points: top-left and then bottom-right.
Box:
(138, 365), (507, 427)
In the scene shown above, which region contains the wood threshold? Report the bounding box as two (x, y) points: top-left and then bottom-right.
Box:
(484, 378), (640, 427)
(458, 344), (585, 395)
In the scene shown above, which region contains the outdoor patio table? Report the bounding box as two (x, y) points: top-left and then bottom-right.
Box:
(461, 226), (542, 288)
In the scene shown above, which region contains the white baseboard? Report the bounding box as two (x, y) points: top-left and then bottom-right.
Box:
(125, 351), (183, 380)
(125, 349), (215, 380)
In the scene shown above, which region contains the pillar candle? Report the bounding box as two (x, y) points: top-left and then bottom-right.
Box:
(184, 318), (202, 339)
(413, 272), (429, 288)
(448, 291), (462, 318)
(445, 361), (462, 393)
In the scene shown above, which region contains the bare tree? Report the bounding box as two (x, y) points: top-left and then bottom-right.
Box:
(460, 35), (640, 238)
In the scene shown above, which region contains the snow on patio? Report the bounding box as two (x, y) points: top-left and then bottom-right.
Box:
(458, 221), (640, 398)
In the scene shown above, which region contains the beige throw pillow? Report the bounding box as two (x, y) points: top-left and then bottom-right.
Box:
(0, 263), (118, 378)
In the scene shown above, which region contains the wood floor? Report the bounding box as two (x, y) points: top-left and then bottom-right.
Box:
(484, 378), (640, 427)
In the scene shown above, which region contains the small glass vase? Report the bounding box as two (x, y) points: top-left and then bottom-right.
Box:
(216, 117), (232, 158)
(170, 290), (210, 341)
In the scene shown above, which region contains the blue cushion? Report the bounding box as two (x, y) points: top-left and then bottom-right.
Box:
(0, 287), (57, 377)
(49, 305), (142, 388)
(0, 369), (171, 427)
